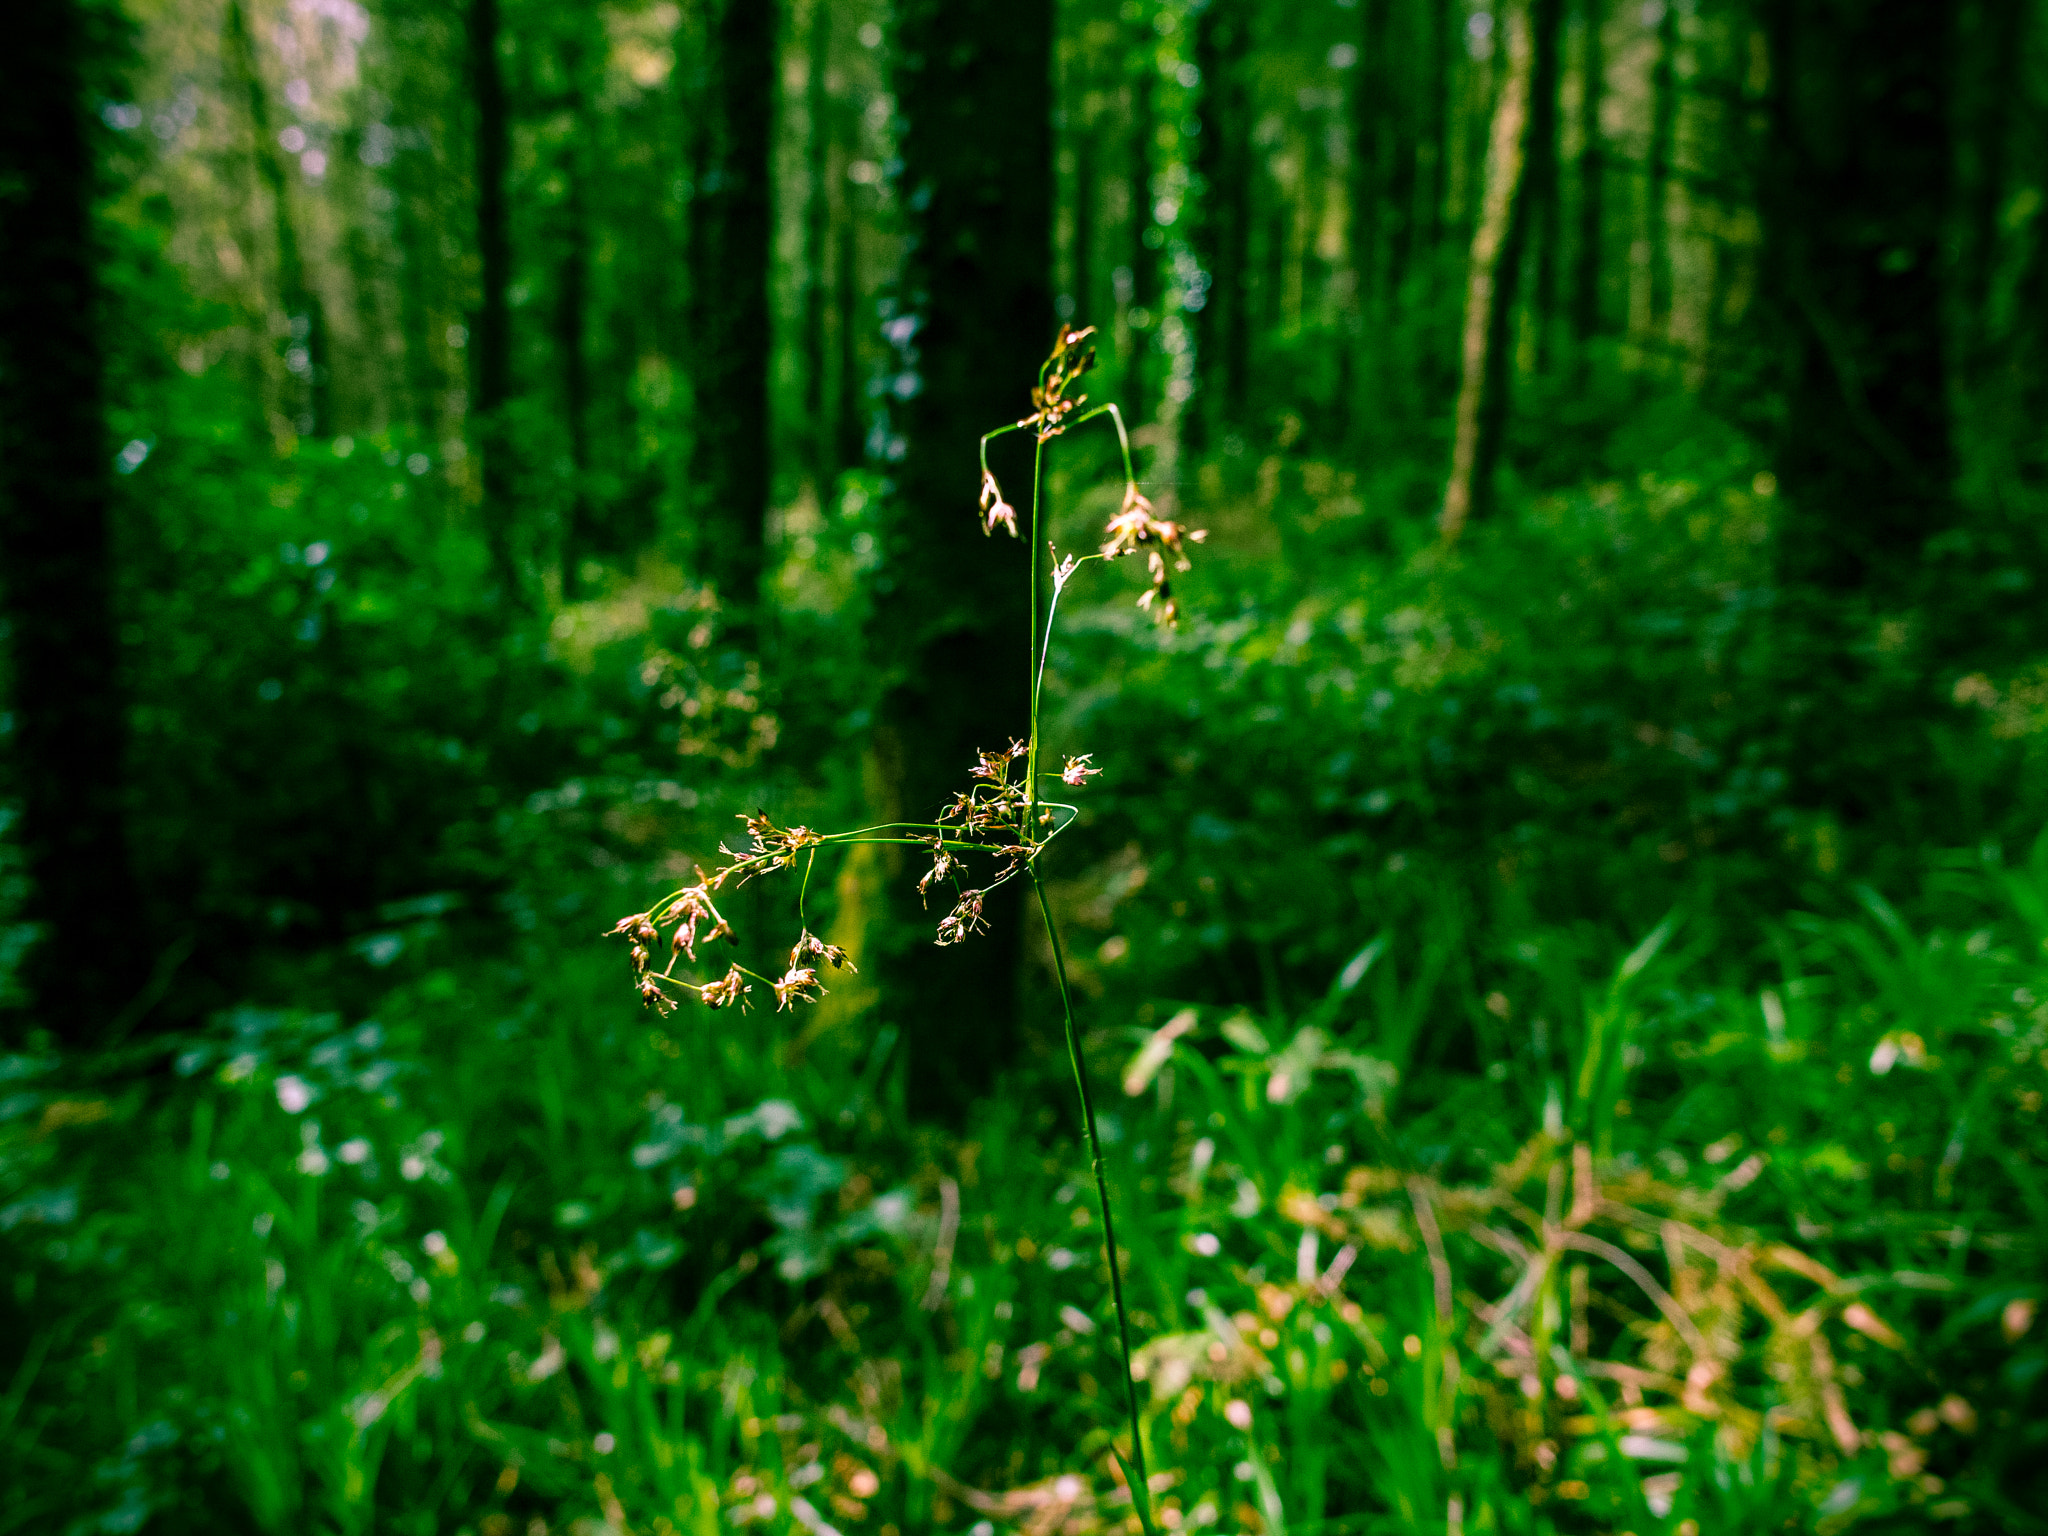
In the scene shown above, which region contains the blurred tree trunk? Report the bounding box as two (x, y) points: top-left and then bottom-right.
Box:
(1383, 2), (1423, 298)
(834, 184), (866, 473)
(225, 0), (327, 437)
(2005, 23), (2048, 478)
(1352, 0), (1393, 310)
(378, 1), (454, 452)
(1645, 0), (1678, 344)
(802, 0), (833, 490)
(1958, 0), (2025, 415)
(1762, 0), (1955, 599)
(1441, 0), (1549, 537)
(833, 65), (870, 480)
(1355, 0), (1424, 307)
(333, 141), (396, 434)
(1190, 2), (1250, 446)
(1572, 0), (1606, 366)
(1416, 0), (1452, 368)
(1300, 93), (1331, 332)
(467, 0), (517, 590)
(554, 182), (593, 592)
(0, 0), (145, 1044)
(1125, 8), (1159, 424)
(1527, 0), (1567, 375)
(870, 0), (1050, 1118)
(1073, 128), (1098, 332)
(688, 0), (775, 618)
(556, 31), (595, 595)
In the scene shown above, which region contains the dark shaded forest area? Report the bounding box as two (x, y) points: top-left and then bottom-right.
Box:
(2, 0), (2046, 1532)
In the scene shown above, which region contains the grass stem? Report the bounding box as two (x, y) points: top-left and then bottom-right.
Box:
(1032, 868), (1155, 1534)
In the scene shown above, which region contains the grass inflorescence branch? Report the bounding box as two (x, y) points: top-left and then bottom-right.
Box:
(608, 327), (1204, 1524)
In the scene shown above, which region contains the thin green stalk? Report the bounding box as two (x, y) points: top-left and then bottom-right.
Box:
(1032, 869), (1155, 1533)
(978, 420), (1029, 481)
(1026, 432), (1047, 814)
(628, 336), (1160, 1519)
(1074, 401), (1139, 492)
(1023, 387), (1153, 1525)
(1036, 552), (1103, 709)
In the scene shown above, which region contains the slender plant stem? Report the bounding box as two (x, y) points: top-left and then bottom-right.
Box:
(1032, 868), (1153, 1527)
(1074, 401), (1139, 493)
(979, 420), (1028, 482)
(638, 342), (1155, 1519)
(1036, 553), (1103, 710)
(1026, 432), (1047, 815)
(1023, 387), (1152, 1524)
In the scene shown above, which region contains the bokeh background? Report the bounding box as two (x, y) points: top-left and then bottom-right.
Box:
(2, 0), (2045, 1532)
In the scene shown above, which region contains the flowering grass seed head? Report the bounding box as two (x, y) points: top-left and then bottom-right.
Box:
(916, 835), (957, 901)
(979, 471), (1019, 538)
(1101, 484), (1207, 626)
(696, 965), (750, 1010)
(792, 930), (856, 972)
(935, 889), (988, 946)
(612, 333), (1195, 1010)
(1026, 325), (1098, 441)
(771, 965), (823, 1010)
(609, 323), (1186, 1524)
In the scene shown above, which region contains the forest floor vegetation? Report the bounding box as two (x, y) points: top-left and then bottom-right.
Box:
(5, 398), (2047, 1535)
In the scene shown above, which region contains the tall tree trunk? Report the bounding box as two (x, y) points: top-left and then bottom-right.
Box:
(1191, 2), (1250, 446)
(2006, 23), (2048, 478)
(803, 0), (834, 488)
(555, 24), (595, 595)
(689, 0), (775, 617)
(1073, 128), (1098, 332)
(334, 138), (394, 434)
(1126, 10), (1159, 424)
(1645, 0), (1679, 343)
(834, 179), (866, 474)
(556, 148), (594, 593)
(1420, 0), (1451, 275)
(1440, 0), (1538, 537)
(1262, 208), (1287, 335)
(1383, 2), (1423, 296)
(871, 0), (1051, 1118)
(1572, 0), (1606, 364)
(0, 0), (145, 1043)
(1300, 92), (1331, 333)
(1959, 0), (2025, 406)
(1355, 0), (1427, 308)
(467, 0), (517, 590)
(1526, 0), (1567, 374)
(1763, 0), (1955, 599)
(1353, 0), (1394, 308)
(833, 66), (870, 479)
(226, 0), (327, 437)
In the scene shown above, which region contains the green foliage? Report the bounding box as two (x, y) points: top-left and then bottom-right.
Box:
(1044, 432), (2048, 1033)
(5, 0), (2048, 1531)
(5, 824), (2044, 1533)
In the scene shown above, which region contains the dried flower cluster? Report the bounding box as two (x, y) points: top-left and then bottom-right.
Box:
(721, 812), (821, 879)
(1026, 325), (1099, 441)
(610, 726), (1090, 1004)
(979, 471), (1018, 538)
(1101, 485), (1206, 626)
